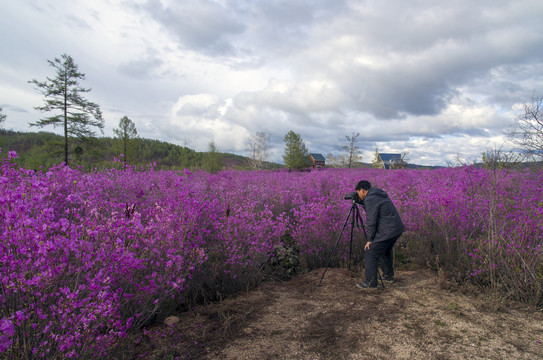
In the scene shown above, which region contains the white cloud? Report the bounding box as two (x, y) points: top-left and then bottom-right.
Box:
(165, 94), (250, 152)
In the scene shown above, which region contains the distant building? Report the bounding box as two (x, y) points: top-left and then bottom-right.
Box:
(374, 152), (407, 169)
(308, 153), (326, 169)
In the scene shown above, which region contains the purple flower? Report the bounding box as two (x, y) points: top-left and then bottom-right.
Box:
(0, 318), (16, 352)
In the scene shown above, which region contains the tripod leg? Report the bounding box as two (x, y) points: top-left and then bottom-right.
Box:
(355, 206), (367, 240)
(318, 203), (355, 286)
(349, 206), (356, 261)
(377, 271), (385, 288)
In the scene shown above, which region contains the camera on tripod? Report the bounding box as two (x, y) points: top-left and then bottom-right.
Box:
(344, 192), (359, 201)
(319, 190), (367, 286)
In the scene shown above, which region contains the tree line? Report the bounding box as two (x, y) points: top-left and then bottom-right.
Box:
(0, 129), (214, 171)
(0, 127), (361, 172)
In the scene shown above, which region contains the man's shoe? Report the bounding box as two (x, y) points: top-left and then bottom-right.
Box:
(356, 282), (378, 290)
(382, 277), (394, 284)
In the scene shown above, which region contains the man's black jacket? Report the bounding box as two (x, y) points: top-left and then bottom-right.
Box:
(357, 187), (404, 243)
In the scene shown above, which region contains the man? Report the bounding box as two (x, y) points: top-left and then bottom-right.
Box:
(354, 180), (404, 289)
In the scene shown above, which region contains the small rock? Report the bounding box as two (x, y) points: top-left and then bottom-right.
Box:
(164, 316), (180, 327)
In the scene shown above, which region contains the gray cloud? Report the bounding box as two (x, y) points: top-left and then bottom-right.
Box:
(142, 0), (245, 55)
(118, 52), (164, 79)
(1, 104), (29, 113)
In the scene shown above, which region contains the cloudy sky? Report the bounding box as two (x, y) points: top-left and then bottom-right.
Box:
(1, 0), (542, 166)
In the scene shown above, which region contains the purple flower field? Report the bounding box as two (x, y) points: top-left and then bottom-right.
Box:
(1, 150), (542, 358)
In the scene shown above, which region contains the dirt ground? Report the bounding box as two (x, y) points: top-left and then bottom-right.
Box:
(132, 268), (543, 360)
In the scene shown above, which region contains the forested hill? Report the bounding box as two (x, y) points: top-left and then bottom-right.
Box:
(0, 129), (280, 171)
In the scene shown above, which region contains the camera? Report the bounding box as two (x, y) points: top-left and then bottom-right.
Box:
(344, 191), (359, 201)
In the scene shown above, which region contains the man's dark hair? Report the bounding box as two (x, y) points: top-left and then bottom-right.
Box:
(355, 180), (371, 191)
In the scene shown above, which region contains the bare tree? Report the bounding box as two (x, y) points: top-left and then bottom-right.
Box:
(453, 153), (478, 167)
(401, 151), (410, 164)
(481, 145), (525, 171)
(506, 94), (543, 160)
(248, 131), (270, 169)
(325, 153), (347, 168)
(342, 132), (362, 168)
(371, 147), (381, 168)
(325, 153), (339, 168)
(0, 106), (6, 128)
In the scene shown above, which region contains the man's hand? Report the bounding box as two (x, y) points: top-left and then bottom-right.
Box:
(364, 241), (372, 251)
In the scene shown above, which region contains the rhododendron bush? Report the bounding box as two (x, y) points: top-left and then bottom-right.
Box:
(1, 149), (542, 358)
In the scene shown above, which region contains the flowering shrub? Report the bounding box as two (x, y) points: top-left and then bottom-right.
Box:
(1, 149), (542, 358)
(0, 158), (206, 358)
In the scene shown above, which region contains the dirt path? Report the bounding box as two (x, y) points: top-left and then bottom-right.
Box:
(133, 268), (543, 359)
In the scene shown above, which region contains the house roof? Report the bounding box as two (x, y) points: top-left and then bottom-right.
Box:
(309, 153), (326, 162)
(379, 153), (402, 163)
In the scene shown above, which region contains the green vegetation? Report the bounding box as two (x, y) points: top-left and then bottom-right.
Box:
(113, 115), (138, 164)
(283, 130), (309, 170)
(202, 139), (223, 173)
(0, 129), (282, 171)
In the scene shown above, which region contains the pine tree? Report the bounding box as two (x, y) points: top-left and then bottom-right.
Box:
(29, 53), (104, 165)
(202, 139), (223, 173)
(113, 115), (138, 164)
(283, 130), (309, 170)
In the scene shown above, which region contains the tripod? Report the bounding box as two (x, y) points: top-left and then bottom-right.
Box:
(319, 199), (366, 286)
(318, 200), (386, 287)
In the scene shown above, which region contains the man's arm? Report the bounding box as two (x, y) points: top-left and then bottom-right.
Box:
(364, 197), (379, 242)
